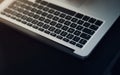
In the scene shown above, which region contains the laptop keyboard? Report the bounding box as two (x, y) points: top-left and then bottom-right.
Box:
(1, 0), (103, 49)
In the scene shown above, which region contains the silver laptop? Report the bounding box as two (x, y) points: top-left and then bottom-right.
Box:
(0, 0), (119, 58)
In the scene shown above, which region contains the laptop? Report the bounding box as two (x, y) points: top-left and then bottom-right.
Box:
(0, 0), (119, 58)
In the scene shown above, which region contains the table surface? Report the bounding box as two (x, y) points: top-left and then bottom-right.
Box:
(0, 17), (120, 75)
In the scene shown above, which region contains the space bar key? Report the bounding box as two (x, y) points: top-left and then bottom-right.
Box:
(47, 3), (76, 16)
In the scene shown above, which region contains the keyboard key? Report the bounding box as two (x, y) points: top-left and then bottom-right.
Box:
(75, 13), (84, 19)
(57, 35), (63, 39)
(48, 3), (76, 16)
(60, 13), (66, 18)
(50, 21), (57, 26)
(70, 23), (77, 28)
(80, 33), (91, 40)
(71, 18), (78, 22)
(53, 16), (59, 21)
(76, 26), (83, 31)
(48, 26), (56, 31)
(56, 23), (62, 28)
(43, 7), (49, 11)
(73, 36), (80, 42)
(83, 28), (95, 35)
(36, 10), (43, 14)
(63, 38), (69, 42)
(65, 15), (72, 20)
(37, 22), (44, 27)
(47, 14), (54, 19)
(62, 26), (69, 31)
(82, 16), (90, 21)
(89, 25), (98, 31)
(83, 22), (91, 27)
(60, 31), (67, 37)
(42, 24), (50, 29)
(95, 20), (103, 26)
(74, 30), (81, 36)
(31, 20), (38, 24)
(76, 44), (83, 48)
(54, 11), (60, 16)
(32, 25), (38, 29)
(64, 21), (71, 26)
(54, 29), (61, 34)
(89, 18), (96, 23)
(58, 19), (65, 23)
(38, 28), (44, 31)
(39, 17), (45, 21)
(77, 20), (84, 25)
(50, 33), (56, 37)
(48, 9), (55, 13)
(44, 30), (50, 34)
(70, 41), (76, 45)
(44, 19), (51, 23)
(40, 1), (48, 5)
(67, 28), (75, 33)
(41, 12), (48, 16)
(66, 34), (74, 39)
(79, 39), (87, 45)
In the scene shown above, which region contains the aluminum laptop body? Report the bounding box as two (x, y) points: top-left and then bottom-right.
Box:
(0, 0), (119, 58)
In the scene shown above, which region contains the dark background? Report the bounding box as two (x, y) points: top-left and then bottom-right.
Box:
(0, 17), (120, 75)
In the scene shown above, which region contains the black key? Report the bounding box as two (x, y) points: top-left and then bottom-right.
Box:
(54, 29), (61, 34)
(28, 12), (34, 17)
(71, 18), (78, 22)
(89, 25), (98, 31)
(38, 28), (44, 31)
(79, 39), (87, 45)
(36, 0), (42, 3)
(41, 12), (48, 16)
(80, 33), (91, 40)
(32, 3), (39, 7)
(65, 15), (72, 20)
(83, 22), (91, 27)
(54, 11), (60, 16)
(16, 13), (22, 18)
(39, 17), (45, 21)
(44, 30), (50, 34)
(40, 1), (48, 5)
(70, 23), (77, 28)
(32, 25), (38, 29)
(37, 22), (44, 27)
(23, 10), (30, 15)
(50, 21), (57, 26)
(31, 8), (38, 12)
(74, 30), (81, 36)
(95, 20), (103, 26)
(44, 19), (51, 23)
(57, 35), (63, 39)
(83, 28), (95, 35)
(62, 26), (69, 31)
(53, 16), (59, 21)
(22, 21), (27, 24)
(60, 13), (66, 18)
(63, 38), (69, 42)
(88, 18), (96, 23)
(77, 20), (84, 25)
(36, 10), (43, 14)
(60, 31), (67, 37)
(69, 41), (76, 45)
(43, 7), (49, 11)
(73, 36), (80, 42)
(33, 14), (40, 19)
(48, 3), (76, 16)
(76, 26), (83, 31)
(76, 44), (83, 48)
(66, 34), (74, 39)
(42, 24), (50, 29)
(58, 19), (65, 23)
(56, 23), (62, 28)
(37, 5), (44, 9)
(21, 15), (28, 20)
(27, 23), (33, 26)
(64, 21), (71, 26)
(48, 9), (55, 13)
(75, 13), (84, 19)
(26, 17), (33, 22)
(47, 14), (54, 19)
(25, 0), (34, 5)
(50, 33), (56, 37)
(31, 20), (38, 24)
(48, 26), (56, 31)
(82, 16), (90, 21)
(68, 28), (75, 33)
